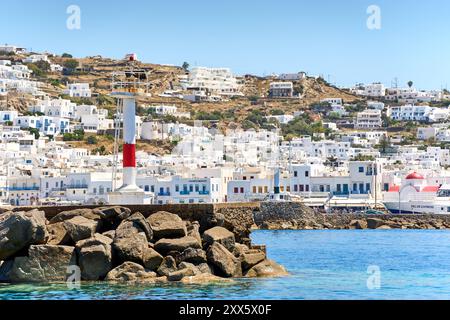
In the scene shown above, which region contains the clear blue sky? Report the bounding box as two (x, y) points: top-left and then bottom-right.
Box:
(1, 0), (449, 89)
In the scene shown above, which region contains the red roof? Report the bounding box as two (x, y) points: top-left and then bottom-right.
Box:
(388, 185), (400, 192)
(406, 172), (424, 180)
(421, 186), (440, 192)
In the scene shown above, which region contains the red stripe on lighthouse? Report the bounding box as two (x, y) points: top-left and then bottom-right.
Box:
(123, 144), (136, 167)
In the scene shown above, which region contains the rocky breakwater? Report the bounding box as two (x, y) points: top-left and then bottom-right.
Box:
(256, 202), (450, 230)
(0, 207), (287, 284)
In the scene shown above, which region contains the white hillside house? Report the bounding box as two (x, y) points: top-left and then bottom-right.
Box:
(186, 67), (242, 96)
(63, 83), (92, 98)
(355, 109), (382, 129)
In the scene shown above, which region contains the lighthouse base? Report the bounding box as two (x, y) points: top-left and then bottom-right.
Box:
(107, 186), (153, 205)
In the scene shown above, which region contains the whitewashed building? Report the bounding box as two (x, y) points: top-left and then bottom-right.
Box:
(63, 83), (92, 98)
(186, 67), (242, 97)
(355, 109), (382, 129)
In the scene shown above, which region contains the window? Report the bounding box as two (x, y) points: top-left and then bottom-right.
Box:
(294, 171), (298, 177)
(234, 187), (239, 194)
(175, 185), (179, 192)
(294, 185), (298, 192)
(144, 185), (149, 192)
(252, 186), (257, 193)
(305, 171), (309, 177)
(240, 187), (244, 193)
(359, 167), (364, 173)
(305, 185), (309, 192)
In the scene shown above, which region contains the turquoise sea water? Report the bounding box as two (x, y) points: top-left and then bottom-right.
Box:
(2, 229), (450, 300)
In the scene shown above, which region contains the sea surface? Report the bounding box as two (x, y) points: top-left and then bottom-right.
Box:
(2, 229), (450, 300)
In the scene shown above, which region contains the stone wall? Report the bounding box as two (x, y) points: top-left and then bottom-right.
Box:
(255, 202), (450, 230)
(4, 203), (260, 242)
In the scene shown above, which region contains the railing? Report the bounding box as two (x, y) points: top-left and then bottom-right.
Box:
(65, 185), (88, 189)
(198, 190), (210, 195)
(157, 192), (171, 196)
(5, 186), (39, 191)
(179, 190), (190, 195)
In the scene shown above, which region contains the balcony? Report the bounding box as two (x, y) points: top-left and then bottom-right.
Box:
(6, 186), (39, 191)
(158, 191), (171, 196)
(198, 190), (210, 195)
(179, 190), (190, 195)
(66, 185), (88, 189)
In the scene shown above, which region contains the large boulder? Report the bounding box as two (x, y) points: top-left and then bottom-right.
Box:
(64, 216), (98, 242)
(203, 226), (235, 251)
(113, 232), (148, 264)
(0, 260), (13, 282)
(244, 259), (288, 278)
(147, 211), (187, 239)
(349, 220), (368, 230)
(180, 273), (231, 284)
(105, 261), (157, 282)
(0, 210), (48, 261)
(93, 206), (131, 230)
(9, 245), (77, 282)
(47, 222), (70, 245)
(76, 234), (113, 280)
(115, 212), (153, 241)
(186, 221), (202, 244)
(233, 243), (249, 258)
(49, 208), (102, 224)
(142, 247), (163, 271)
(179, 248), (207, 264)
(156, 256), (178, 277)
(197, 263), (213, 275)
(240, 249), (266, 270)
(154, 236), (201, 255)
(102, 230), (116, 240)
(167, 266), (196, 282)
(367, 218), (386, 230)
(206, 242), (242, 278)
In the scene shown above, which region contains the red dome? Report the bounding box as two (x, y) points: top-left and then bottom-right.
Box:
(406, 172), (424, 180)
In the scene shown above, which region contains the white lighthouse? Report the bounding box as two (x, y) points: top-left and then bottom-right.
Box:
(107, 59), (153, 205)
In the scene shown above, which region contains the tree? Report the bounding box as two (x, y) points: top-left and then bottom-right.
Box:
(63, 129), (84, 141)
(63, 59), (79, 74)
(407, 81), (414, 88)
(36, 60), (50, 71)
(93, 145), (106, 155)
(27, 128), (40, 139)
(27, 63), (46, 77)
(350, 154), (375, 161)
(182, 62), (190, 71)
(324, 156), (339, 168)
(378, 135), (390, 154)
(86, 135), (98, 145)
(62, 53), (73, 58)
